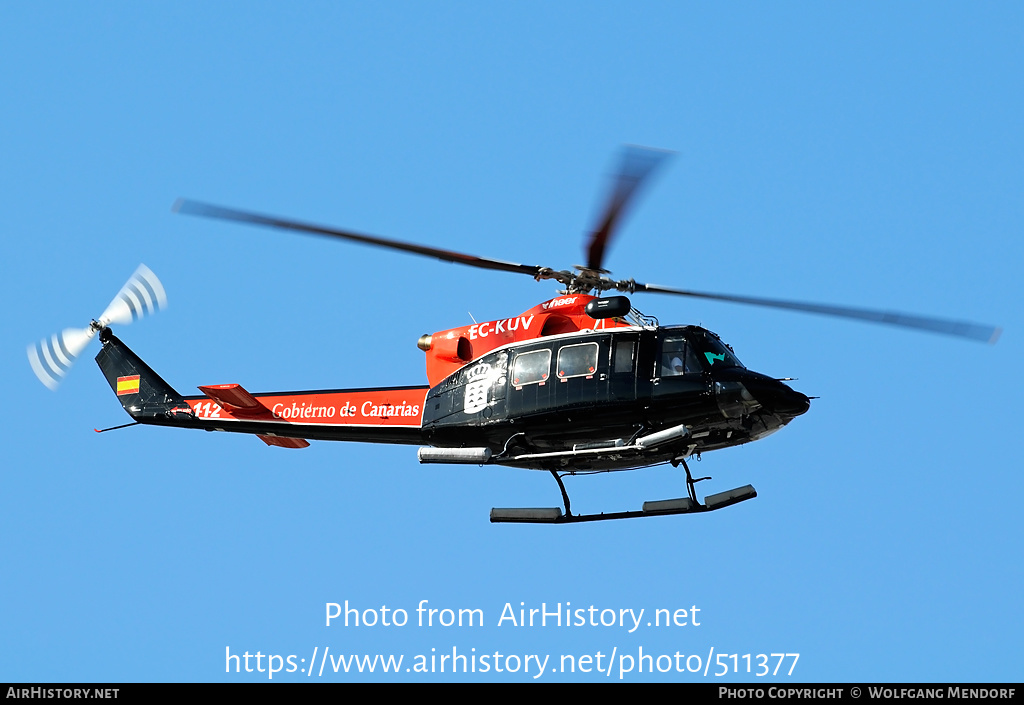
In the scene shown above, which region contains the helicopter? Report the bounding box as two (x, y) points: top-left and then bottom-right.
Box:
(28, 147), (1001, 524)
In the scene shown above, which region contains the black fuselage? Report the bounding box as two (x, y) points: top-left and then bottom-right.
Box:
(421, 325), (810, 471)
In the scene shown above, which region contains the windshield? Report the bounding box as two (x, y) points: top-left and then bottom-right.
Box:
(659, 327), (744, 373)
(693, 331), (744, 369)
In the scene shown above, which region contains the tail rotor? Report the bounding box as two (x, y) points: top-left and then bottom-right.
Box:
(28, 264), (167, 390)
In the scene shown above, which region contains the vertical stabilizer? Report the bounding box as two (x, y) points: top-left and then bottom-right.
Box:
(94, 328), (192, 422)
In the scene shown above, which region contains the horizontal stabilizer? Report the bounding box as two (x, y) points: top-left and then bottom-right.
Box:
(199, 384), (272, 418)
(258, 434), (310, 449)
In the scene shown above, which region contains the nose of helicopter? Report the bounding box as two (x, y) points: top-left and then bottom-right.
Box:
(746, 375), (811, 417)
(715, 369), (811, 418)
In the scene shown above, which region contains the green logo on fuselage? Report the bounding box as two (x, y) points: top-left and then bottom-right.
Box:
(704, 352), (726, 365)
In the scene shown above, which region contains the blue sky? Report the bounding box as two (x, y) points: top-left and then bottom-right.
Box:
(2, 3), (1021, 682)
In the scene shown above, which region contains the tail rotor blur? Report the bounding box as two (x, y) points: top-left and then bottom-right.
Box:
(28, 265), (167, 390)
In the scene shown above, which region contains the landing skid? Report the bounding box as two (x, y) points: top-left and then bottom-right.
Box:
(490, 459), (757, 525)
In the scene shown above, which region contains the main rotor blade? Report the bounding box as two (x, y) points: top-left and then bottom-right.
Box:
(586, 146), (672, 272)
(173, 199), (549, 278)
(633, 282), (1001, 343)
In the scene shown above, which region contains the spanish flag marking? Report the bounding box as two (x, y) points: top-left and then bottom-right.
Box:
(116, 375), (140, 396)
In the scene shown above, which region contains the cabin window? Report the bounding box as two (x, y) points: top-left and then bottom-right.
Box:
(660, 334), (702, 376)
(512, 349), (551, 387)
(556, 342), (599, 380)
(613, 339), (635, 373)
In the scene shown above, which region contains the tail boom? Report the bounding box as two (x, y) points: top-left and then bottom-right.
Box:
(95, 329), (427, 446)
(183, 386), (428, 444)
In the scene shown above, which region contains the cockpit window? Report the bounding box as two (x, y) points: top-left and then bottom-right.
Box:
(659, 334), (703, 376)
(658, 328), (744, 375)
(698, 334), (744, 369)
